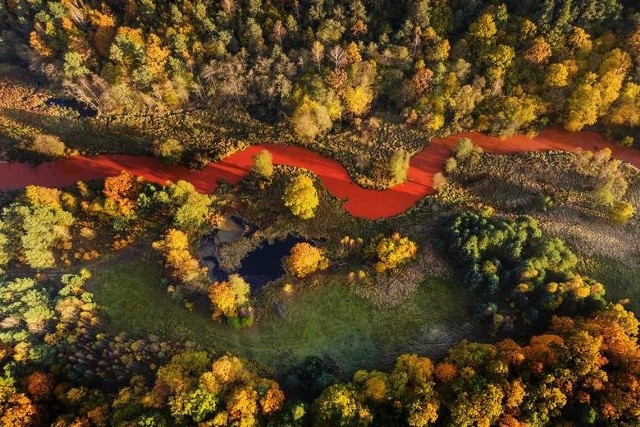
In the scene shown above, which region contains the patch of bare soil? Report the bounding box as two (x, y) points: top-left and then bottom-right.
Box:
(352, 242), (452, 308)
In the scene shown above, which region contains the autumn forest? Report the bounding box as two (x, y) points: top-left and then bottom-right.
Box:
(1, 0), (640, 426)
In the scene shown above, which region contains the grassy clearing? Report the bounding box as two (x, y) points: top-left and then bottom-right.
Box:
(90, 255), (474, 376)
(579, 254), (640, 314)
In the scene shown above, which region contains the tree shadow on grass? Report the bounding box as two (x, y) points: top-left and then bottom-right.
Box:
(1, 107), (150, 156)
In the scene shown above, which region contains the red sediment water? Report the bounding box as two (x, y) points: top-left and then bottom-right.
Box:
(0, 128), (638, 219)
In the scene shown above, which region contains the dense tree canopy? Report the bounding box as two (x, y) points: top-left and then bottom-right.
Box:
(312, 304), (640, 426)
(443, 211), (606, 327)
(1, 3), (640, 426)
(2, 0), (640, 143)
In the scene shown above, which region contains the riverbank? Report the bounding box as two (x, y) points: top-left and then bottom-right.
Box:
(1, 127), (638, 219)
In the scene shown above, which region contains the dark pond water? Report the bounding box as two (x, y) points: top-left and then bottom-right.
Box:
(45, 97), (98, 118)
(198, 226), (306, 293)
(239, 235), (306, 291)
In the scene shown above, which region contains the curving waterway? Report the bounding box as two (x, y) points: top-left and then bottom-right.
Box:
(0, 128), (638, 219)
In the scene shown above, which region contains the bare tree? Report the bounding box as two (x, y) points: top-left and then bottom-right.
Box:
(200, 55), (249, 105)
(221, 0), (235, 15)
(61, 74), (109, 115)
(293, 0), (301, 20)
(270, 20), (286, 45)
(412, 28), (422, 58)
(311, 41), (324, 72)
(66, 0), (89, 29)
(328, 45), (346, 69)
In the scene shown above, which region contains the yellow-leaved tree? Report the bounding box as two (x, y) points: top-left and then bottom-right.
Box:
(344, 85), (373, 117)
(152, 228), (207, 286)
(291, 97), (332, 141)
(208, 274), (252, 324)
(284, 242), (329, 278)
(283, 174), (319, 220)
(374, 233), (418, 273)
(23, 186), (62, 210)
(252, 149), (274, 179)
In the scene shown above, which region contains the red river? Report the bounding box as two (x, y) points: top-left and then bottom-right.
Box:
(0, 128), (638, 219)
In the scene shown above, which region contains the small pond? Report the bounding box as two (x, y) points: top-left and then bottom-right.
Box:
(197, 217), (306, 292)
(238, 235), (305, 291)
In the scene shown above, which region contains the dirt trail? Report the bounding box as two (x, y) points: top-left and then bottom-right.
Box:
(1, 128), (638, 219)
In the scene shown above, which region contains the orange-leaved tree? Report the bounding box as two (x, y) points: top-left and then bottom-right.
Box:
(283, 242), (329, 278)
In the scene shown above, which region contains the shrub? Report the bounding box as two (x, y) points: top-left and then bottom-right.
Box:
(388, 148), (410, 184)
(585, 150), (628, 206)
(433, 173), (446, 192)
(453, 138), (482, 161)
(535, 193), (554, 212)
(208, 274), (253, 325)
(591, 176), (627, 206)
(610, 201), (634, 224)
(20, 134), (66, 158)
(453, 138), (474, 160)
(620, 136), (634, 147)
(152, 138), (183, 163)
(444, 157), (458, 174)
(0, 224), (9, 274)
(283, 174), (319, 220)
(374, 233), (417, 273)
(252, 149), (274, 179)
(284, 243), (329, 278)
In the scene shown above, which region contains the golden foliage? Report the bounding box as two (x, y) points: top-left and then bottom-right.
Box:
(1, 393), (39, 427)
(282, 174), (319, 220)
(227, 385), (259, 423)
(345, 42), (362, 64)
(29, 31), (55, 58)
(259, 381), (285, 415)
(374, 233), (418, 273)
(24, 186), (62, 210)
(89, 9), (117, 58)
(344, 85), (373, 116)
(208, 281), (238, 319)
(208, 274), (250, 320)
(469, 14), (497, 39)
(283, 242), (329, 278)
(545, 63), (569, 87)
(152, 229), (206, 285)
